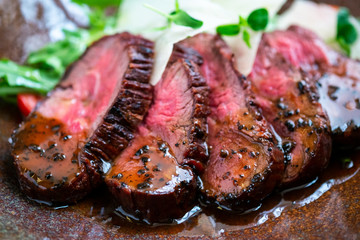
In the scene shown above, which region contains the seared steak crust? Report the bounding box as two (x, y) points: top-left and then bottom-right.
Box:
(12, 115), (92, 203)
(286, 26), (360, 146)
(169, 50), (210, 172)
(106, 135), (198, 223)
(12, 33), (154, 204)
(178, 33), (284, 212)
(82, 36), (154, 185)
(249, 27), (332, 186)
(106, 48), (210, 223)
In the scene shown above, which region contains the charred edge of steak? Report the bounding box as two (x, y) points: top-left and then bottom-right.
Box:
(15, 163), (91, 204)
(82, 36), (154, 185)
(179, 58), (210, 173)
(10, 115), (93, 204)
(170, 44), (203, 66)
(285, 44), (332, 186)
(231, 74), (285, 212)
(199, 162), (283, 213)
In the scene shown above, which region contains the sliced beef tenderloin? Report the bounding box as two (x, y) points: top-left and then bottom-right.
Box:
(248, 27), (332, 186)
(11, 33), (154, 204)
(106, 51), (210, 223)
(177, 33), (284, 212)
(287, 25), (360, 146)
(262, 25), (360, 146)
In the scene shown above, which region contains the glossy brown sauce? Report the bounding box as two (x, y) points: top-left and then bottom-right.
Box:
(12, 114), (85, 189)
(317, 72), (360, 133)
(64, 148), (359, 236)
(107, 137), (179, 191)
(204, 115), (271, 197)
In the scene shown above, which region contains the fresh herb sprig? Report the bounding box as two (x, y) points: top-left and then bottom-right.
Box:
(0, 0), (121, 102)
(216, 8), (269, 48)
(144, 0), (203, 30)
(336, 8), (358, 56)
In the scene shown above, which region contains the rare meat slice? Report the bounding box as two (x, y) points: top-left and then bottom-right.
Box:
(177, 34), (284, 212)
(11, 33), (154, 203)
(248, 27), (332, 186)
(260, 25), (360, 146)
(106, 52), (210, 222)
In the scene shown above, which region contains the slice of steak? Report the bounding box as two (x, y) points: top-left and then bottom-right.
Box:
(287, 26), (360, 146)
(248, 27), (332, 186)
(262, 25), (360, 146)
(177, 33), (284, 212)
(11, 33), (154, 204)
(106, 51), (210, 223)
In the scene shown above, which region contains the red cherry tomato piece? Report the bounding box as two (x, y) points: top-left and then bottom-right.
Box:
(17, 93), (43, 117)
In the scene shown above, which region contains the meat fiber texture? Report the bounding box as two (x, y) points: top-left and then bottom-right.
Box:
(105, 42), (210, 223)
(11, 33), (154, 204)
(177, 33), (284, 212)
(248, 26), (333, 186)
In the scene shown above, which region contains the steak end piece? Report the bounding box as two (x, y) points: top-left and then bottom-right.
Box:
(11, 33), (154, 204)
(292, 26), (360, 146)
(288, 25), (360, 146)
(261, 25), (360, 147)
(12, 115), (91, 203)
(249, 27), (332, 186)
(177, 34), (284, 212)
(106, 56), (210, 223)
(106, 134), (197, 223)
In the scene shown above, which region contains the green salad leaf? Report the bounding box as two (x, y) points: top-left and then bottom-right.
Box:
(0, 59), (58, 97)
(27, 30), (89, 76)
(0, 1), (121, 102)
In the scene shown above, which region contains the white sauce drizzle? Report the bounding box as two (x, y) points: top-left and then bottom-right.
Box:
(116, 0), (359, 85)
